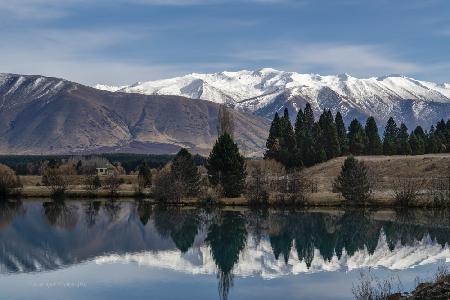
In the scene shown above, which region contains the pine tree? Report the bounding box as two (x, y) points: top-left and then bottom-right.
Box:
(409, 132), (425, 155)
(334, 156), (371, 204)
(303, 103), (315, 133)
(171, 148), (200, 197)
(347, 119), (367, 155)
(265, 113), (282, 160)
(426, 126), (439, 153)
(312, 122), (327, 163)
(279, 108), (296, 167)
(335, 111), (348, 155)
(318, 110), (340, 160)
(383, 117), (398, 155)
(294, 109), (305, 166)
(397, 123), (412, 155)
(207, 133), (246, 198)
(302, 103), (316, 166)
(364, 117), (382, 155)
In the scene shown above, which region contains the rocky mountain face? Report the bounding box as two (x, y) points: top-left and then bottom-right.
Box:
(0, 74), (269, 155)
(96, 68), (450, 130)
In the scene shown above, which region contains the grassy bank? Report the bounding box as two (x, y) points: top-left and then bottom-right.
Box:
(13, 153), (450, 207)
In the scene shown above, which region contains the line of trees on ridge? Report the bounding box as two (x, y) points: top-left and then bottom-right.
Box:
(266, 103), (450, 168)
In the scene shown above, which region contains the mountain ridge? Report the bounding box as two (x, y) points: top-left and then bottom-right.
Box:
(95, 68), (450, 129)
(0, 73), (269, 155)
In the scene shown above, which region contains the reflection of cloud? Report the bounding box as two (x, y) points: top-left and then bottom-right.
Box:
(95, 233), (450, 279)
(235, 43), (420, 77)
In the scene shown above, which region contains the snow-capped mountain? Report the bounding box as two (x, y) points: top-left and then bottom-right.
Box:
(95, 68), (450, 129)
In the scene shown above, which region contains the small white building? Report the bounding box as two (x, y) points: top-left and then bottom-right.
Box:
(96, 166), (114, 176)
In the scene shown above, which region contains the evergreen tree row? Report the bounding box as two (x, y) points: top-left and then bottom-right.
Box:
(265, 104), (450, 168)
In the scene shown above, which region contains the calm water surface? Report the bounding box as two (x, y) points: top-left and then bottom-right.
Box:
(0, 200), (449, 300)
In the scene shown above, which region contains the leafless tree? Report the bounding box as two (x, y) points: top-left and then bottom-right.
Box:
(0, 164), (22, 197)
(217, 104), (234, 138)
(245, 165), (269, 205)
(104, 172), (123, 197)
(42, 164), (76, 197)
(391, 177), (426, 206)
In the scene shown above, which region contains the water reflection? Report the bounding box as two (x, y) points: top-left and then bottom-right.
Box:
(0, 201), (450, 299)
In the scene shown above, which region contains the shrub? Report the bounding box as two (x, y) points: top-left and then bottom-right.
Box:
(334, 156), (372, 205)
(392, 177), (425, 206)
(152, 149), (202, 202)
(84, 174), (102, 193)
(104, 173), (124, 197)
(0, 164), (22, 198)
(42, 164), (75, 198)
(245, 164), (269, 205)
(137, 162), (152, 193)
(152, 167), (184, 202)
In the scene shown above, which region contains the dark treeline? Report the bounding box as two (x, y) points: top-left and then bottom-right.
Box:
(0, 153), (206, 175)
(266, 103), (450, 168)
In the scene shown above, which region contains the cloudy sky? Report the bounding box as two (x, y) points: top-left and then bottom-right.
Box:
(1, 0), (449, 85)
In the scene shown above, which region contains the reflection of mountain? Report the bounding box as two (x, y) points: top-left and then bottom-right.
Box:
(95, 232), (450, 278)
(1, 202), (450, 280)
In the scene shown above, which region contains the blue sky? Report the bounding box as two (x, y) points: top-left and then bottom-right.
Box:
(0, 0), (449, 85)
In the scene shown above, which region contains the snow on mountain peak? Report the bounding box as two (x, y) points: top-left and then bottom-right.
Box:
(94, 69), (450, 128)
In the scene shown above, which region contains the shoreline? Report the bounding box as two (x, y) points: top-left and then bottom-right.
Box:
(10, 190), (450, 208)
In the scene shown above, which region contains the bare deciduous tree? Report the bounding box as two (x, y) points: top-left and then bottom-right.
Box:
(217, 105), (234, 138)
(391, 177), (426, 206)
(0, 164), (22, 197)
(42, 164), (76, 197)
(104, 173), (123, 197)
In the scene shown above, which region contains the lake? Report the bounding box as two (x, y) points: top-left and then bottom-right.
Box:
(0, 200), (449, 300)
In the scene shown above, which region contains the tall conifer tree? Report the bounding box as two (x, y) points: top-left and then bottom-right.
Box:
(302, 103), (316, 166)
(383, 117), (398, 155)
(335, 111), (348, 155)
(265, 113), (282, 160)
(207, 133), (246, 198)
(397, 123), (412, 155)
(364, 117), (382, 155)
(294, 109), (305, 166)
(348, 119), (367, 155)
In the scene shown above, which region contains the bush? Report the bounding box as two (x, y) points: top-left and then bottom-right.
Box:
(286, 169), (310, 205)
(152, 167), (184, 202)
(84, 174), (102, 193)
(152, 149), (202, 202)
(136, 162), (152, 193)
(334, 156), (372, 205)
(245, 164), (269, 205)
(42, 164), (75, 197)
(104, 173), (124, 197)
(0, 164), (22, 198)
(392, 177), (425, 206)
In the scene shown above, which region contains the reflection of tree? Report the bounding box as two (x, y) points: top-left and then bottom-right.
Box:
(154, 207), (201, 253)
(206, 212), (247, 300)
(136, 200), (152, 226)
(0, 200), (23, 230)
(43, 200), (78, 229)
(84, 200), (101, 228)
(104, 200), (122, 222)
(269, 213), (293, 264)
(246, 208), (269, 247)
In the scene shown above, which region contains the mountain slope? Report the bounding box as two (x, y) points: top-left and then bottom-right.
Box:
(95, 69), (450, 129)
(0, 74), (270, 155)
